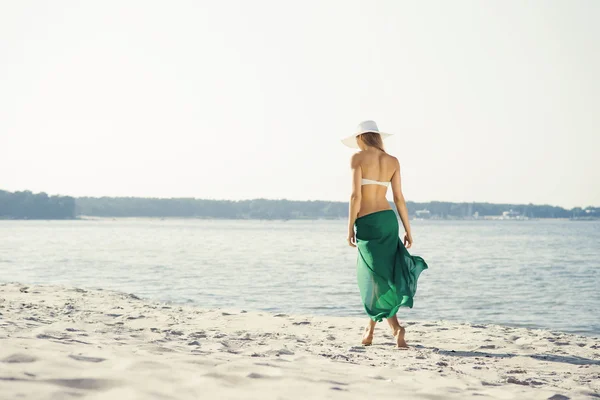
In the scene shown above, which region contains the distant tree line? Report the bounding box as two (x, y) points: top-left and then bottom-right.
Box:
(75, 197), (348, 219)
(1, 189), (598, 220)
(407, 201), (598, 219)
(0, 190), (76, 219)
(75, 197), (600, 220)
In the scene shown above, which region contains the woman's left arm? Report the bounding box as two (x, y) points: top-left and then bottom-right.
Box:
(347, 154), (362, 247)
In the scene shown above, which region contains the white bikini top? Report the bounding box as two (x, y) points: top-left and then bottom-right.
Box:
(361, 178), (390, 188)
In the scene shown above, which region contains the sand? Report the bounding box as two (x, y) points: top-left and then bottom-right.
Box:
(0, 283), (598, 400)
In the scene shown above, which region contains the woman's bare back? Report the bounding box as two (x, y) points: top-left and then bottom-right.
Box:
(356, 149), (399, 218)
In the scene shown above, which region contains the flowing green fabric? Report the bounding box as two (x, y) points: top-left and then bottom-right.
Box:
(355, 209), (428, 322)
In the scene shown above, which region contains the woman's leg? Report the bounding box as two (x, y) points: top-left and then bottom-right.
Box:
(361, 319), (376, 345)
(386, 315), (408, 348)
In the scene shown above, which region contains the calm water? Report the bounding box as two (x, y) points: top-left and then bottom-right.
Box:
(1, 219), (599, 336)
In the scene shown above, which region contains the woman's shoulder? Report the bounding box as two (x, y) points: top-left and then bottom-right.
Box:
(350, 152), (363, 168)
(350, 151), (366, 161)
(377, 151), (399, 165)
(381, 153), (400, 171)
(385, 153), (399, 164)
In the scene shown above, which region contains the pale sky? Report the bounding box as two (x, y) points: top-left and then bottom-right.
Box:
(1, 1), (598, 208)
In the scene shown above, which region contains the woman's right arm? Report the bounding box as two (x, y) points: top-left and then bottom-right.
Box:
(390, 158), (413, 248)
(347, 153), (362, 247)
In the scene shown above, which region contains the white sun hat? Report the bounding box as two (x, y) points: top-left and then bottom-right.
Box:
(341, 120), (393, 149)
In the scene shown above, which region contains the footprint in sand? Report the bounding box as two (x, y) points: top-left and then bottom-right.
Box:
(68, 355), (106, 363)
(45, 378), (119, 390)
(330, 387), (347, 391)
(1, 354), (37, 363)
(150, 346), (175, 354)
(247, 372), (266, 379)
(506, 377), (545, 386)
(36, 333), (67, 341)
(0, 377), (114, 392)
(348, 346), (365, 353)
(267, 348), (294, 356)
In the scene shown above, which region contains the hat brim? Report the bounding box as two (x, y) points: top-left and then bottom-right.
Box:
(341, 131), (393, 149)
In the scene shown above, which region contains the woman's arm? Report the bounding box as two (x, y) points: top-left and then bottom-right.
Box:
(390, 158), (413, 248)
(347, 153), (362, 247)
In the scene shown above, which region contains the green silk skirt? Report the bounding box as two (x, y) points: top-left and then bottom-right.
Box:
(355, 209), (428, 322)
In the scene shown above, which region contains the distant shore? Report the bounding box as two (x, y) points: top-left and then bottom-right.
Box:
(1, 283), (598, 399)
(2, 189), (598, 220)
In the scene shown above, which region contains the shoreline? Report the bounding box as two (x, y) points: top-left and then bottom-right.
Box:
(1, 283), (598, 399)
(2, 280), (597, 338)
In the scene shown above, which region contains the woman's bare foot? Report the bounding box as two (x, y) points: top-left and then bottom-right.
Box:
(394, 326), (408, 349)
(361, 325), (374, 346)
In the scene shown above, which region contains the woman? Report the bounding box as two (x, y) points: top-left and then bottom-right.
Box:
(342, 120), (428, 349)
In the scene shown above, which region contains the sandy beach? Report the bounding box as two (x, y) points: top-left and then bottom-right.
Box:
(0, 283), (598, 400)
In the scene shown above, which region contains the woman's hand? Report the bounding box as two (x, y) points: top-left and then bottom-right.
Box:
(403, 232), (413, 249)
(347, 230), (357, 247)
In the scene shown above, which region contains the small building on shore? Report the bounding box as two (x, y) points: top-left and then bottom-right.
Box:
(415, 209), (431, 219)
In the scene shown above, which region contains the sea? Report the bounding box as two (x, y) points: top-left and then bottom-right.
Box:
(1, 218), (598, 336)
